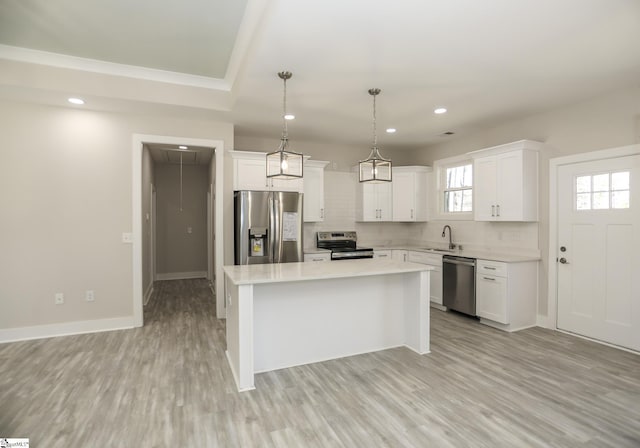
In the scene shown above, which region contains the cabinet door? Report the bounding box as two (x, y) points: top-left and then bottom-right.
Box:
(476, 274), (508, 324)
(235, 158), (269, 191)
(271, 176), (303, 192)
(376, 183), (393, 221)
(359, 183), (378, 221)
(408, 251), (443, 305)
(495, 151), (523, 220)
(430, 267), (443, 305)
(473, 156), (497, 221)
(392, 172), (415, 221)
(303, 166), (324, 222)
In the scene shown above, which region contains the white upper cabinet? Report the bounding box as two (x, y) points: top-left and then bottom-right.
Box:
(231, 151), (304, 192)
(356, 181), (392, 221)
(303, 160), (329, 222)
(392, 166), (430, 222)
(471, 140), (541, 221)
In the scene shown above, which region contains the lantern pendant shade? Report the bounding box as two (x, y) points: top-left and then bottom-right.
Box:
(266, 137), (303, 179)
(359, 88), (392, 183)
(359, 146), (392, 182)
(266, 71), (304, 179)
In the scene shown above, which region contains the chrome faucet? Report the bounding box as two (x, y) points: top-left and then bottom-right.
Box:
(442, 225), (455, 250)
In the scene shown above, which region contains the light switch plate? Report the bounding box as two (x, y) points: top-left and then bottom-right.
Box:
(122, 232), (133, 243)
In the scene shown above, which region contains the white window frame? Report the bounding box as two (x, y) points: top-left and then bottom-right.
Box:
(433, 155), (474, 221)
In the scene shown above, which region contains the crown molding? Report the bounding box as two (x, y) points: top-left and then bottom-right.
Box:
(0, 44), (230, 91)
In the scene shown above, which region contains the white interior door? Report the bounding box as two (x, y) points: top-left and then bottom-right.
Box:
(557, 154), (640, 351)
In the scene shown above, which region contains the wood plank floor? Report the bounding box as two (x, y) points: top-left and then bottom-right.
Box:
(1, 278), (639, 447)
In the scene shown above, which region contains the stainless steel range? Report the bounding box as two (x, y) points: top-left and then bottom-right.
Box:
(316, 231), (374, 260)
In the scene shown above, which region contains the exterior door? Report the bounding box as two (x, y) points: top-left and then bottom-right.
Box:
(557, 154), (640, 351)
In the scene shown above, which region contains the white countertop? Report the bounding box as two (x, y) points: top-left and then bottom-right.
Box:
(372, 245), (540, 262)
(224, 258), (433, 285)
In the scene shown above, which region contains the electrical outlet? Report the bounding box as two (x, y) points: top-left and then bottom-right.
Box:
(55, 293), (64, 305)
(85, 290), (95, 301)
(122, 232), (133, 243)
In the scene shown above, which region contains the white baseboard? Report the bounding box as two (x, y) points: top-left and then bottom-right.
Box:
(143, 283), (154, 306)
(0, 316), (135, 344)
(156, 271), (207, 281)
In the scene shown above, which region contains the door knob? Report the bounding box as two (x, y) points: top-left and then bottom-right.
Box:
(560, 246), (567, 252)
(559, 257), (569, 264)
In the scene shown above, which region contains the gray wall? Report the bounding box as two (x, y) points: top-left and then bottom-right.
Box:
(0, 99), (233, 330)
(406, 85), (640, 318)
(155, 163), (209, 276)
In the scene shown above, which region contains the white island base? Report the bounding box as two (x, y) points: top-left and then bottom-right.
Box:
(224, 259), (432, 392)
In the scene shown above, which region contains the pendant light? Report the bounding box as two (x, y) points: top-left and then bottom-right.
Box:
(359, 88), (392, 183)
(266, 71), (303, 179)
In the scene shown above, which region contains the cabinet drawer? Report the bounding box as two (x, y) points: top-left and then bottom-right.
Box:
(304, 253), (331, 262)
(408, 251), (442, 266)
(373, 250), (392, 259)
(477, 259), (507, 277)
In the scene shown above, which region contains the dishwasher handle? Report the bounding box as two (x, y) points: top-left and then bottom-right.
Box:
(443, 256), (476, 267)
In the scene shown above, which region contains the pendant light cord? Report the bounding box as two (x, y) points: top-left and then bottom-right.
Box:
(372, 92), (377, 148)
(282, 77), (288, 140)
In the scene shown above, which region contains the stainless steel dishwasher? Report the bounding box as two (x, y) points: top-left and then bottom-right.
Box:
(442, 255), (476, 316)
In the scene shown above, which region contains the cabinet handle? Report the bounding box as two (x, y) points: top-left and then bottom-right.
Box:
(491, 205), (495, 217)
(496, 204), (500, 217)
(483, 277), (496, 281)
(484, 266), (496, 270)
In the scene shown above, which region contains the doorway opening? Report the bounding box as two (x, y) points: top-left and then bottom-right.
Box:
(132, 134), (225, 327)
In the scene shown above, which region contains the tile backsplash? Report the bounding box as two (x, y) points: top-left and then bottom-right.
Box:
(303, 171), (539, 256)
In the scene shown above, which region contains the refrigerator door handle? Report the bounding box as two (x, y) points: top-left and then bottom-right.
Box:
(272, 194), (284, 263)
(269, 195), (276, 263)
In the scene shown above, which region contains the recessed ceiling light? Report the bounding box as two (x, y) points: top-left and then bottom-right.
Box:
(284, 114), (295, 120)
(178, 145), (188, 150)
(68, 97), (85, 105)
(386, 128), (397, 133)
(434, 107), (447, 114)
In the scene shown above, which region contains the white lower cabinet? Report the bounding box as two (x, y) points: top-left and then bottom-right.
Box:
(304, 252), (331, 262)
(407, 251), (443, 306)
(373, 250), (392, 259)
(392, 250), (408, 262)
(476, 259), (538, 332)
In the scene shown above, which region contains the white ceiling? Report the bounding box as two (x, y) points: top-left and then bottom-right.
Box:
(0, 0), (247, 78)
(1, 0), (639, 150)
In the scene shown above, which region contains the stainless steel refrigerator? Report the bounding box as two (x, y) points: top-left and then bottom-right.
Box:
(234, 190), (304, 265)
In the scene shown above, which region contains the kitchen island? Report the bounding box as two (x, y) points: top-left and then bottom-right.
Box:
(223, 259), (432, 391)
